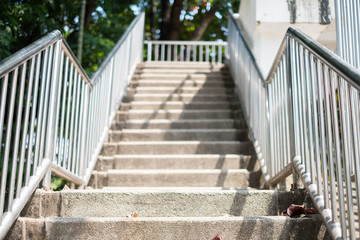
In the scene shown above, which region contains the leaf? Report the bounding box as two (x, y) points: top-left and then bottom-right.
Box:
(209, 234), (221, 240)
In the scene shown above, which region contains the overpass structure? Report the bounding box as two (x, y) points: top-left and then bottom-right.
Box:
(0, 1), (360, 239)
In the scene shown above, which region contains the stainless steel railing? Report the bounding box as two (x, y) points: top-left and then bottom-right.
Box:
(335, 0), (360, 69)
(0, 11), (144, 239)
(228, 10), (360, 240)
(144, 40), (227, 63)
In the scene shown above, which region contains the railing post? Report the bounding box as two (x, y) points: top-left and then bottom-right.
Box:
(42, 40), (62, 190)
(285, 36), (300, 189)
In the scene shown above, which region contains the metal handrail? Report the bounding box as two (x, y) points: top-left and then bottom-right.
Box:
(228, 9), (360, 240)
(0, 11), (145, 239)
(228, 10), (265, 82)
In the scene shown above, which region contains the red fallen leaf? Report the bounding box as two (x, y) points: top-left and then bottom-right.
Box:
(287, 204), (305, 216)
(282, 204), (317, 217)
(209, 234), (221, 240)
(305, 208), (316, 214)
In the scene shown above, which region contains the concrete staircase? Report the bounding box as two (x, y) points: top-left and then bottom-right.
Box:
(7, 62), (327, 239)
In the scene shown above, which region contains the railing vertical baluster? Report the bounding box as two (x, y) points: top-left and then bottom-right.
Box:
(328, 71), (346, 237)
(147, 42), (152, 61)
(25, 53), (42, 185)
(167, 44), (171, 61)
(349, 87), (360, 234)
(309, 53), (322, 197)
(0, 68), (18, 219)
(199, 45), (203, 62)
(67, 69), (78, 172)
(338, 77), (356, 239)
(161, 44), (165, 61)
(63, 64), (74, 169)
(186, 44), (190, 62)
(192, 45), (196, 62)
(180, 45), (184, 61)
(315, 59), (329, 209)
(218, 45), (221, 63)
(155, 44), (159, 61)
(303, 49), (316, 184)
(34, 48), (50, 173)
(58, 57), (69, 168)
(16, 57), (35, 198)
(211, 44), (215, 64)
(174, 44), (178, 61)
(206, 45), (209, 62)
(53, 50), (65, 165)
(43, 40), (62, 189)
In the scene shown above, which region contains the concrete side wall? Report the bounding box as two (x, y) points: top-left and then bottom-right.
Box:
(237, 0), (336, 76)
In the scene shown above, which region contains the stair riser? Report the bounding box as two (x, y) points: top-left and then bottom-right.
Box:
(135, 81), (233, 88)
(116, 111), (234, 120)
(138, 68), (229, 73)
(8, 216), (327, 240)
(132, 94), (236, 101)
(101, 142), (253, 156)
(95, 155), (258, 171)
(90, 171), (251, 188)
(109, 131), (248, 142)
(22, 190), (280, 218)
(139, 75), (231, 81)
(110, 120), (247, 130)
(135, 88), (233, 94)
(130, 102), (236, 110)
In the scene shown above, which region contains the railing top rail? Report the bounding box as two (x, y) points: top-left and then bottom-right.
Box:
(144, 40), (227, 46)
(0, 29), (92, 86)
(0, 30), (61, 77)
(61, 38), (92, 87)
(91, 10), (145, 85)
(266, 27), (360, 90)
(228, 9), (265, 83)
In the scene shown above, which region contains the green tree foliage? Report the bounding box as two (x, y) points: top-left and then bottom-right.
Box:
(0, 0), (239, 74)
(0, 0), (138, 75)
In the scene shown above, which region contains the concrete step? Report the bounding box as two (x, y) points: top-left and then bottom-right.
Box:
(89, 169), (256, 188)
(94, 154), (258, 171)
(138, 73), (230, 80)
(108, 129), (248, 142)
(129, 101), (237, 110)
(22, 189), (284, 218)
(101, 141), (254, 156)
(116, 109), (234, 120)
(135, 87), (232, 94)
(138, 68), (228, 74)
(8, 215), (327, 240)
(132, 93), (236, 101)
(111, 119), (247, 130)
(134, 80), (233, 88)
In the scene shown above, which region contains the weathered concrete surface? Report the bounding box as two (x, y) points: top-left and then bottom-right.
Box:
(116, 119), (246, 130)
(132, 93), (237, 102)
(101, 141), (254, 156)
(94, 154), (258, 171)
(108, 129), (248, 142)
(22, 189), (281, 218)
(7, 216), (329, 240)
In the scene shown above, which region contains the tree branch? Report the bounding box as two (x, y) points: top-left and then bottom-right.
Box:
(190, 7), (216, 41)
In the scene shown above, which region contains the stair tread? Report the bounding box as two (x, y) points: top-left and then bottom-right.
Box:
(105, 169), (250, 173)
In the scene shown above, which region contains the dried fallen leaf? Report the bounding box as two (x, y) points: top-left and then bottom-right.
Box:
(282, 204), (316, 217)
(220, 214), (234, 217)
(209, 234), (221, 240)
(126, 212), (138, 218)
